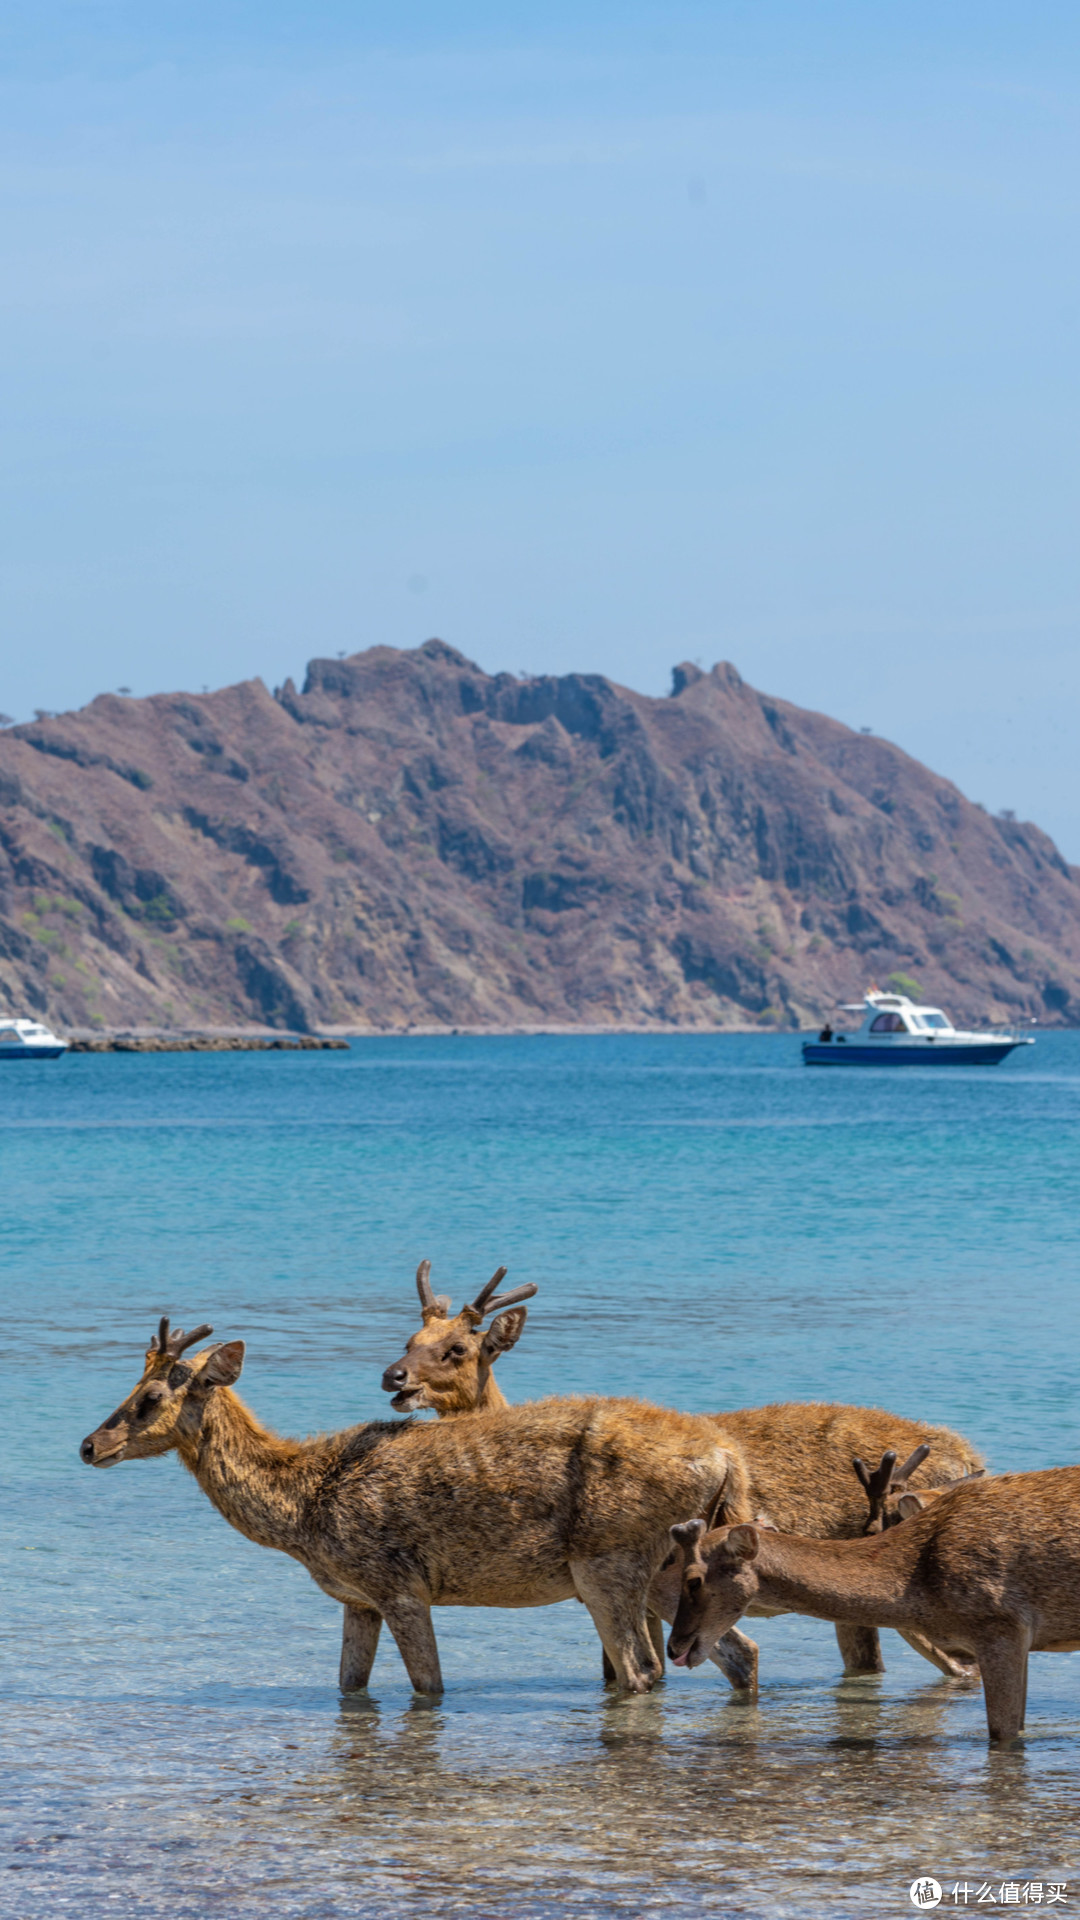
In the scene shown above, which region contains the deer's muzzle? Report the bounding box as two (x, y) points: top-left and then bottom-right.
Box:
(80, 1426), (128, 1466)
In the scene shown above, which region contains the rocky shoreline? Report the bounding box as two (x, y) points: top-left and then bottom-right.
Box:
(68, 1034), (349, 1052)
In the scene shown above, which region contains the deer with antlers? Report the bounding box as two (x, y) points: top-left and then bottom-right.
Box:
(80, 1317), (747, 1696)
(852, 1446), (989, 1535)
(852, 1444), (932, 1533)
(376, 1261), (760, 1690)
(380, 1265), (984, 1689)
(666, 1464), (1080, 1744)
(380, 1262), (537, 1417)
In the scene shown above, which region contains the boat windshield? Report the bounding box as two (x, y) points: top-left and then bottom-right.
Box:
(913, 1013), (950, 1030)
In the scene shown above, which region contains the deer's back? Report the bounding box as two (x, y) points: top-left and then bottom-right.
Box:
(714, 1401), (983, 1537)
(310, 1396), (733, 1591)
(899, 1466), (1080, 1636)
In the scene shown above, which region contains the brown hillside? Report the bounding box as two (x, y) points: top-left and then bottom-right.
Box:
(0, 641), (1076, 1032)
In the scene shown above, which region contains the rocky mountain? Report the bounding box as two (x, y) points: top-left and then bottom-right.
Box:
(0, 640), (1077, 1032)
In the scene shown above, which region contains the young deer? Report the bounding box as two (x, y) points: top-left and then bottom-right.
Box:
(381, 1275), (984, 1686)
(80, 1318), (743, 1696)
(667, 1466), (1080, 1743)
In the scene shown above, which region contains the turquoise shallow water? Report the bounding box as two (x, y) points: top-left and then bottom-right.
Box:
(3, 1033), (1080, 1917)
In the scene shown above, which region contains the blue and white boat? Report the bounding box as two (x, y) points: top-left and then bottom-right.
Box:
(802, 990), (1033, 1067)
(0, 1017), (68, 1060)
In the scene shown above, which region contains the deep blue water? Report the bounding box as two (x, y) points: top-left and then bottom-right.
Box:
(2, 1033), (1079, 1917)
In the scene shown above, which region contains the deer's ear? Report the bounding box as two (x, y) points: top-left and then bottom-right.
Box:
(705, 1482), (734, 1531)
(724, 1525), (760, 1565)
(481, 1307), (527, 1360)
(199, 1341), (245, 1388)
(896, 1492), (924, 1519)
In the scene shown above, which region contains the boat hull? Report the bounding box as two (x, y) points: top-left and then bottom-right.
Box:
(802, 1041), (1026, 1067)
(0, 1045), (67, 1060)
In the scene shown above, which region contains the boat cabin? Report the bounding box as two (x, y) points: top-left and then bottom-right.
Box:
(849, 996), (953, 1036)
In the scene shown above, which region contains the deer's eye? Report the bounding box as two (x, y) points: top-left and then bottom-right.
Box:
(687, 1575), (704, 1597)
(449, 1344), (467, 1360)
(660, 1552), (677, 1571)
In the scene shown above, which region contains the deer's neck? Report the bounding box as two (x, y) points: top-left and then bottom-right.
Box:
(177, 1389), (323, 1555)
(475, 1369), (508, 1414)
(752, 1532), (910, 1627)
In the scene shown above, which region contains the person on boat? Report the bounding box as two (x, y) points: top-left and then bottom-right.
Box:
(818, 1021), (833, 1042)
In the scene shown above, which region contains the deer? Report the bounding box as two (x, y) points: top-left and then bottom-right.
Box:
(381, 1264), (985, 1687)
(852, 1447), (987, 1534)
(79, 1317), (748, 1696)
(853, 1444), (932, 1533)
(666, 1464), (1080, 1744)
(377, 1261), (761, 1692)
(380, 1261), (537, 1417)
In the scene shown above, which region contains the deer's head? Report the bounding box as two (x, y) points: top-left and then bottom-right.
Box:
(893, 1468), (986, 1521)
(666, 1519), (762, 1668)
(79, 1318), (245, 1467)
(380, 1261), (537, 1415)
(852, 1443), (932, 1534)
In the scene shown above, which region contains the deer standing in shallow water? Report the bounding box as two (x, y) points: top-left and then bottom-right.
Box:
(382, 1265), (984, 1688)
(378, 1262), (759, 1690)
(80, 1318), (742, 1695)
(667, 1466), (1080, 1743)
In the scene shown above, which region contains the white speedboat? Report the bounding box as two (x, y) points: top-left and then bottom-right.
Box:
(802, 990), (1033, 1066)
(0, 1017), (68, 1060)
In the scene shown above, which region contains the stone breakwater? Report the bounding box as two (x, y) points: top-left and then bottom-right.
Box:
(68, 1034), (349, 1052)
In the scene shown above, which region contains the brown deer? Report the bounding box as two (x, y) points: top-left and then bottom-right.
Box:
(852, 1444), (932, 1533)
(380, 1262), (537, 1416)
(853, 1449), (987, 1537)
(376, 1262), (761, 1692)
(381, 1270), (984, 1684)
(666, 1465), (1080, 1743)
(79, 1318), (746, 1696)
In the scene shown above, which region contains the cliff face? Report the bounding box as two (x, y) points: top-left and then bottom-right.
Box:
(0, 640), (1077, 1031)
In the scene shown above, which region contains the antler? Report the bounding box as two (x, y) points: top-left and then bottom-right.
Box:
(149, 1316), (214, 1359)
(853, 1443), (931, 1533)
(891, 1443), (932, 1488)
(415, 1260), (451, 1320)
(463, 1266), (538, 1322)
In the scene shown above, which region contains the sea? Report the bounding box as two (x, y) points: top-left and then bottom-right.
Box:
(3, 1032), (1079, 1918)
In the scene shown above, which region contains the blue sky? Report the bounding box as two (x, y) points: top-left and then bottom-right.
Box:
(3, 3), (1080, 851)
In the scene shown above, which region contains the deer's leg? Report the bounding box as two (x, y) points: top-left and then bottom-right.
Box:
(380, 1597), (443, 1696)
(571, 1555), (662, 1695)
(339, 1604), (383, 1691)
(647, 1610), (666, 1671)
(896, 1627), (979, 1682)
(835, 1623), (885, 1674)
(708, 1627), (759, 1696)
(605, 1617), (663, 1685)
(974, 1625), (1031, 1744)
